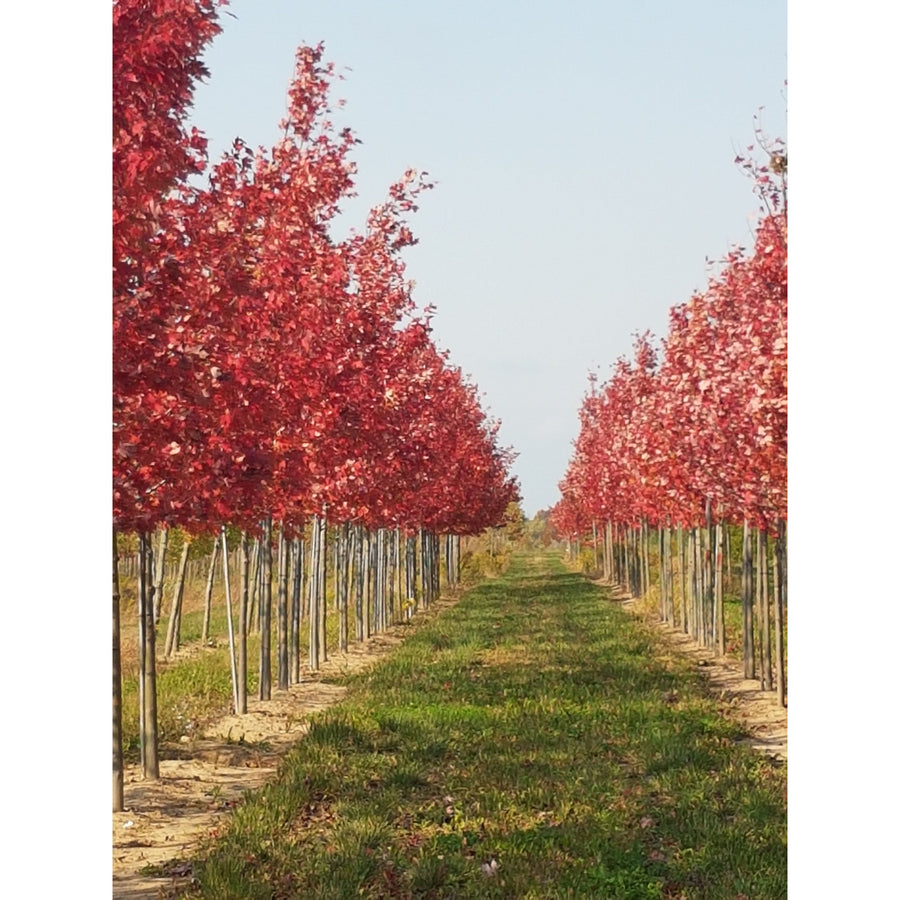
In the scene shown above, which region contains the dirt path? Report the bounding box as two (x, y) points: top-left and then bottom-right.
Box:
(112, 572), (785, 898)
(112, 597), (460, 899)
(608, 581), (787, 763)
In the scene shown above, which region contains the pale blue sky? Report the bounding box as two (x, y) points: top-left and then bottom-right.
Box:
(187, 0), (787, 516)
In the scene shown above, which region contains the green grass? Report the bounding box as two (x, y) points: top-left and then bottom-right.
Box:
(119, 549), (482, 760)
(183, 551), (786, 899)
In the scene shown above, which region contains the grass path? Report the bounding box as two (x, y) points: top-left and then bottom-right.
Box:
(186, 551), (786, 899)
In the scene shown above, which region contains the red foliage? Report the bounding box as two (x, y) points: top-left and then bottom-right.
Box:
(554, 156), (786, 538)
(114, 23), (517, 537)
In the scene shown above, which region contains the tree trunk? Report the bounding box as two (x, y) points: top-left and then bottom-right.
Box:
(642, 520), (651, 602)
(277, 526), (289, 691)
(153, 528), (169, 625)
(238, 532), (249, 714)
(139, 532), (159, 780)
(724, 523), (734, 595)
(220, 527), (240, 712)
(678, 526), (687, 633)
(741, 520), (755, 678)
(405, 533), (417, 620)
(658, 526), (667, 623)
(201, 538), (220, 645)
(774, 519), (787, 706)
(704, 501), (714, 649)
(164, 538), (191, 658)
(152, 527), (169, 624)
(308, 515), (321, 671)
(758, 528), (772, 691)
(113, 530), (125, 812)
(318, 515), (328, 662)
(686, 528), (697, 640)
(714, 521), (725, 656)
(361, 527), (371, 639)
(389, 528), (398, 623)
(248, 536), (261, 634)
(353, 525), (364, 641)
(290, 535), (303, 683)
(339, 522), (350, 651)
(259, 518), (273, 701)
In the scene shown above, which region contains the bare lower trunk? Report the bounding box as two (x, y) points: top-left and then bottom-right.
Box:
(338, 523), (350, 652)
(248, 537), (261, 634)
(678, 526), (687, 634)
(714, 521), (725, 656)
(290, 535), (304, 684)
(774, 519), (787, 706)
(237, 532), (249, 714)
(113, 530), (125, 812)
(277, 526), (289, 691)
(703, 500), (714, 648)
(259, 518), (273, 701)
(220, 527), (239, 713)
(201, 538), (220, 645)
(139, 532), (159, 780)
(308, 516), (321, 670)
(758, 528), (772, 691)
(741, 520), (755, 678)
(318, 515), (328, 661)
(164, 539), (191, 658)
(152, 528), (169, 624)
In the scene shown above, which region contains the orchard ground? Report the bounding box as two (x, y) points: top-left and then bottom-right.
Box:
(112, 551), (785, 899)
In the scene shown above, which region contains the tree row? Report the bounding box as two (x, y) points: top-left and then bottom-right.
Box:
(552, 139), (786, 704)
(113, 1), (518, 812)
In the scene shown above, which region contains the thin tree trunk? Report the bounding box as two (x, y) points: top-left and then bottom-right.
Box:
(318, 515), (328, 662)
(290, 535), (303, 684)
(741, 520), (755, 678)
(774, 519), (787, 706)
(201, 538), (220, 645)
(113, 530), (125, 812)
(277, 525), (289, 691)
(237, 531), (249, 714)
(359, 526), (369, 639)
(139, 532), (159, 780)
(687, 528), (697, 640)
(220, 527), (239, 713)
(643, 520), (651, 602)
(308, 515), (321, 670)
(164, 539), (191, 658)
(658, 526), (667, 623)
(152, 527), (169, 624)
(758, 528), (772, 691)
(248, 536), (261, 634)
(339, 522), (350, 652)
(388, 528), (397, 623)
(678, 526), (687, 633)
(724, 523), (733, 595)
(259, 518), (273, 701)
(354, 525), (364, 640)
(704, 501), (714, 648)
(714, 521), (725, 656)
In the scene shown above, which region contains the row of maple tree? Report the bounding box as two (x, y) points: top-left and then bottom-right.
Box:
(113, 0), (518, 811)
(114, 0), (518, 542)
(551, 136), (787, 698)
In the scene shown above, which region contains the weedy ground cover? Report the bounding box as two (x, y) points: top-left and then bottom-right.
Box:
(184, 551), (786, 899)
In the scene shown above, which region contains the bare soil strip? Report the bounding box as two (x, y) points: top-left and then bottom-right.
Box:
(607, 582), (787, 763)
(112, 597), (459, 899)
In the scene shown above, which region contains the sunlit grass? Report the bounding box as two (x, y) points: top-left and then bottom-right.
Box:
(184, 551), (786, 899)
